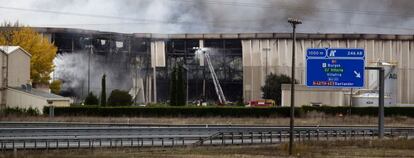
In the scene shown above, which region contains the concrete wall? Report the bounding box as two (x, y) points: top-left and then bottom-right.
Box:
(6, 88), (48, 113)
(7, 49), (30, 87)
(6, 88), (70, 113)
(50, 100), (70, 107)
(242, 39), (414, 105)
(281, 84), (350, 107)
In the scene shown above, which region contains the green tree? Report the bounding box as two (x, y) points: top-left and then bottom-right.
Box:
(0, 22), (57, 85)
(100, 74), (106, 106)
(49, 80), (61, 94)
(169, 66), (177, 106)
(107, 89), (132, 106)
(261, 73), (296, 105)
(176, 65), (186, 106)
(84, 92), (99, 105)
(169, 64), (186, 106)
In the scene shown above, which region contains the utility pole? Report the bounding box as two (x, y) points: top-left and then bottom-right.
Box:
(87, 42), (93, 94)
(288, 18), (302, 156)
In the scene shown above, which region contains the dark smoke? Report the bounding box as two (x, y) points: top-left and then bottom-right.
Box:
(0, 0), (413, 34)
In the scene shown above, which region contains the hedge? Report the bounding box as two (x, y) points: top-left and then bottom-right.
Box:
(42, 106), (414, 118)
(1, 107), (40, 116)
(302, 106), (414, 117)
(43, 106), (303, 117)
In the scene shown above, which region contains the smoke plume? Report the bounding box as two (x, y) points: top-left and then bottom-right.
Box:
(0, 0), (413, 34)
(53, 51), (133, 99)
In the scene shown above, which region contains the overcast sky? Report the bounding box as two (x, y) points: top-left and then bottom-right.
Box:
(0, 0), (413, 34)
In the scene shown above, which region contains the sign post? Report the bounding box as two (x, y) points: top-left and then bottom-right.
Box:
(306, 48), (384, 138)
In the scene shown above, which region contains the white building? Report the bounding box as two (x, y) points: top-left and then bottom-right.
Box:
(0, 46), (70, 113)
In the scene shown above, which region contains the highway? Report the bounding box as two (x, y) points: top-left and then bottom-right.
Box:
(1, 122), (413, 150)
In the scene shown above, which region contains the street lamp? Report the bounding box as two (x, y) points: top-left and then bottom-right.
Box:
(84, 37), (93, 95)
(287, 17), (302, 156)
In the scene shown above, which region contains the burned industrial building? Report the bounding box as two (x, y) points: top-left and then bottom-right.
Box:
(38, 28), (243, 104)
(36, 27), (414, 106)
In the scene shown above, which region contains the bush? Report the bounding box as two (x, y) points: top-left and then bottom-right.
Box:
(261, 73), (296, 105)
(42, 106), (414, 118)
(107, 89), (132, 106)
(84, 92), (99, 105)
(43, 106), (301, 117)
(1, 107), (39, 116)
(49, 80), (61, 95)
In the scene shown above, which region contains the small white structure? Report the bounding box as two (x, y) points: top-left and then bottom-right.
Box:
(0, 46), (70, 113)
(352, 62), (398, 107)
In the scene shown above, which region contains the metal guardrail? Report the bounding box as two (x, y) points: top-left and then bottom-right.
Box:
(0, 130), (409, 151)
(1, 122), (414, 129)
(0, 126), (414, 150)
(194, 128), (413, 146)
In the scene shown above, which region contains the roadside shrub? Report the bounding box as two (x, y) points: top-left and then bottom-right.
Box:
(261, 73), (297, 105)
(107, 89), (132, 106)
(43, 106), (302, 117)
(1, 107), (40, 116)
(42, 106), (414, 118)
(84, 92), (99, 105)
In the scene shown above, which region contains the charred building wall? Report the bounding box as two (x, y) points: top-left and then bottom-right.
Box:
(37, 28), (243, 104)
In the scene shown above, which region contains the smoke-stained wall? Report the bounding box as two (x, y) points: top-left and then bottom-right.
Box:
(50, 31), (151, 103)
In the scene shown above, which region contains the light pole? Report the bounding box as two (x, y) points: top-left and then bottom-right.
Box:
(288, 18), (302, 156)
(85, 42), (93, 94)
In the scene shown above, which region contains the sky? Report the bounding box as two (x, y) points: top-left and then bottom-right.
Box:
(0, 0), (413, 34)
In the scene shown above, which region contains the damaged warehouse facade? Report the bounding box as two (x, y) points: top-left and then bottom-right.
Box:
(36, 27), (414, 106)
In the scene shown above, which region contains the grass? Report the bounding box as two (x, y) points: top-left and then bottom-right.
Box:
(2, 139), (414, 158)
(1, 113), (414, 126)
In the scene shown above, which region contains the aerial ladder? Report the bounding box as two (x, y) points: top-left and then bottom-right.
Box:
(203, 52), (227, 104)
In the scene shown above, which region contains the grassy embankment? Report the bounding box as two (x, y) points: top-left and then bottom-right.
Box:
(1, 114), (414, 126)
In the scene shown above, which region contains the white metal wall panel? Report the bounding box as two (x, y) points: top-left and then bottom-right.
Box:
(150, 41), (166, 67)
(242, 39), (414, 105)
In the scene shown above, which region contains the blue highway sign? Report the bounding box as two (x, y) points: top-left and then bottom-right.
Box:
(306, 48), (365, 88)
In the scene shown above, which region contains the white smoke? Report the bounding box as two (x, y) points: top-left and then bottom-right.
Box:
(0, 0), (413, 34)
(53, 52), (133, 98)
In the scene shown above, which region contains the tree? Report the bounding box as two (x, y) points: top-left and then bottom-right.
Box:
(169, 66), (177, 106)
(100, 74), (106, 106)
(0, 23), (57, 85)
(107, 89), (132, 106)
(49, 80), (62, 94)
(261, 73), (296, 105)
(176, 65), (186, 106)
(84, 92), (99, 105)
(169, 65), (186, 106)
